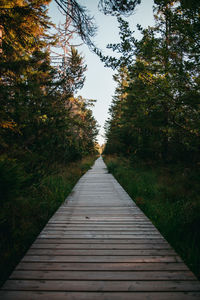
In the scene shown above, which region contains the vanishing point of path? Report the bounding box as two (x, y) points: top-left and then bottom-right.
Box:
(1, 157), (200, 299)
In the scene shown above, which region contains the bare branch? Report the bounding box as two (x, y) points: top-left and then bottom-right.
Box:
(54, 0), (97, 48)
(98, 0), (141, 16)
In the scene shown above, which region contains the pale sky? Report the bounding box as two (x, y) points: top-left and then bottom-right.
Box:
(48, 0), (154, 145)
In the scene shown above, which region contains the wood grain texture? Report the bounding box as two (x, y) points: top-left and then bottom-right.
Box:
(1, 157), (200, 299)
(16, 262), (189, 271)
(3, 279), (200, 291)
(1, 291), (200, 300)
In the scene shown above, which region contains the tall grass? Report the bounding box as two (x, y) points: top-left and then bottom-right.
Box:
(104, 155), (200, 279)
(0, 155), (97, 286)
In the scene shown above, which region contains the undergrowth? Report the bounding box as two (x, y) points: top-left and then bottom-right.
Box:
(0, 155), (97, 286)
(104, 155), (200, 279)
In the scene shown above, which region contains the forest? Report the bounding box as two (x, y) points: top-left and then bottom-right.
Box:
(102, 1), (200, 163)
(0, 0), (143, 285)
(100, 0), (200, 278)
(0, 0), (200, 285)
(0, 0), (100, 285)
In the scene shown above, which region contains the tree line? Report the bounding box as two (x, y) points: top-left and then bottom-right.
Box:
(101, 0), (200, 164)
(0, 0), (100, 284)
(0, 0), (99, 175)
(0, 0), (153, 170)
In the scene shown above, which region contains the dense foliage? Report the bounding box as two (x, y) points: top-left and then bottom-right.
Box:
(0, 0), (99, 285)
(101, 1), (200, 164)
(102, 0), (200, 279)
(0, 155), (97, 286)
(104, 155), (200, 278)
(0, 0), (98, 168)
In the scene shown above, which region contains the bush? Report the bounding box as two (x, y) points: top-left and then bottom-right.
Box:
(104, 155), (200, 279)
(0, 155), (97, 287)
(0, 157), (27, 206)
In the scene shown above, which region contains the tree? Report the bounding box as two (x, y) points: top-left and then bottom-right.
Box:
(98, 0), (141, 16)
(54, 0), (97, 48)
(0, 0), (55, 158)
(53, 0), (142, 48)
(0, 0), (98, 168)
(61, 47), (87, 97)
(0, 0), (53, 57)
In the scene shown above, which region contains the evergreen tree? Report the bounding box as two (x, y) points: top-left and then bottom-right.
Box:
(0, 0), (98, 169)
(61, 47), (87, 97)
(102, 1), (200, 163)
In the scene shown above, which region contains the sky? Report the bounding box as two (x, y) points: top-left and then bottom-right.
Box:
(48, 0), (155, 145)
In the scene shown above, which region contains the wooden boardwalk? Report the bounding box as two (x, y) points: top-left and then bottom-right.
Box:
(1, 157), (200, 299)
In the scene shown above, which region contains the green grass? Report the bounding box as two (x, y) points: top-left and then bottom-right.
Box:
(0, 155), (97, 286)
(104, 155), (200, 279)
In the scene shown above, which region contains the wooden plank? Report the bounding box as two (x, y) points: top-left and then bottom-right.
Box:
(42, 227), (160, 235)
(42, 225), (159, 229)
(31, 243), (171, 250)
(38, 231), (161, 236)
(48, 219), (150, 222)
(55, 209), (142, 211)
(55, 208), (141, 210)
(38, 234), (163, 239)
(47, 221), (154, 225)
(44, 228), (156, 232)
(1, 157), (200, 298)
(34, 238), (168, 244)
(60, 207), (139, 209)
(10, 270), (196, 280)
(3, 280), (200, 291)
(16, 262), (189, 271)
(26, 249), (176, 256)
(1, 291), (200, 300)
(50, 213), (147, 216)
(46, 221), (154, 225)
(22, 255), (182, 263)
(48, 219), (152, 222)
(56, 208), (141, 211)
(45, 225), (155, 228)
(50, 216), (148, 218)
(64, 204), (134, 206)
(41, 230), (160, 234)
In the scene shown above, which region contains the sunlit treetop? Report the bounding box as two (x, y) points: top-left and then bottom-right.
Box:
(0, 0), (54, 58)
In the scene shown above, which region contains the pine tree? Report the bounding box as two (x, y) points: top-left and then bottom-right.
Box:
(0, 0), (98, 166)
(62, 47), (87, 97)
(102, 1), (200, 163)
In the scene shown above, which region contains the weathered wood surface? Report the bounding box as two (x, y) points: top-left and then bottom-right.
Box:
(1, 157), (200, 299)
